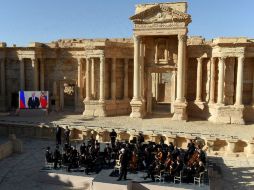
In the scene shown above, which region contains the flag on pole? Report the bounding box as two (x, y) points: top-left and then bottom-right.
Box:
(19, 91), (26, 109)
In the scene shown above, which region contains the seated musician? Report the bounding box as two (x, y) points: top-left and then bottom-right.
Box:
(172, 146), (180, 160)
(62, 150), (70, 166)
(45, 147), (53, 163)
(164, 152), (172, 172)
(171, 156), (183, 176)
(80, 142), (87, 155)
(193, 161), (205, 178)
(168, 142), (174, 153)
(53, 146), (61, 169)
(155, 147), (163, 162)
(144, 159), (158, 182)
(187, 139), (196, 156)
(104, 143), (112, 165)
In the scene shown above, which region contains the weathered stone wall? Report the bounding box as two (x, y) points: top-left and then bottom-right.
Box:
(186, 58), (197, 101)
(24, 59), (33, 91)
(116, 59), (124, 99)
(243, 58), (254, 105)
(224, 57), (236, 105)
(0, 135), (23, 160)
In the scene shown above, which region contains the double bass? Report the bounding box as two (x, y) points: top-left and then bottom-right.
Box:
(187, 150), (200, 167)
(129, 151), (137, 171)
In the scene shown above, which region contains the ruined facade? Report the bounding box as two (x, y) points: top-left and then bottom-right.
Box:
(0, 2), (254, 124)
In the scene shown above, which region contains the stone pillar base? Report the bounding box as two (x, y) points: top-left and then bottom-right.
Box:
(172, 101), (188, 121)
(209, 104), (245, 124)
(130, 99), (144, 118)
(83, 100), (106, 117)
(94, 102), (106, 117)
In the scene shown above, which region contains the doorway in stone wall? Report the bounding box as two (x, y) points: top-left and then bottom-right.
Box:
(11, 92), (19, 110)
(147, 70), (176, 117)
(60, 81), (76, 111)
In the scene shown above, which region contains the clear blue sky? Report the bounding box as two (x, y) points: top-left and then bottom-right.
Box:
(1, 0), (253, 46)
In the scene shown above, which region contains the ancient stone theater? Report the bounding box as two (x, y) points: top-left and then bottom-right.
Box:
(0, 2), (254, 124)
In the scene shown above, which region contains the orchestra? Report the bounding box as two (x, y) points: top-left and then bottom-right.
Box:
(45, 132), (207, 183)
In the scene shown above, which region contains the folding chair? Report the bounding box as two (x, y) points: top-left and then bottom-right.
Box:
(194, 172), (205, 187)
(174, 170), (182, 184)
(154, 170), (165, 183)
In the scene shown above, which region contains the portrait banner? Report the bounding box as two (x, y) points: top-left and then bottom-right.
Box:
(19, 91), (49, 109)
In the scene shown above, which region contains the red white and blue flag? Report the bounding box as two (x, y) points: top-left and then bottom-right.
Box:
(19, 91), (26, 109)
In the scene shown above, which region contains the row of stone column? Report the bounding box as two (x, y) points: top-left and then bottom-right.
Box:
(82, 56), (130, 102)
(132, 34), (187, 118)
(195, 56), (246, 106)
(18, 58), (45, 91)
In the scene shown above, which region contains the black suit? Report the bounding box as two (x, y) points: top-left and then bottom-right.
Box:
(56, 127), (62, 145)
(28, 96), (40, 109)
(118, 152), (129, 180)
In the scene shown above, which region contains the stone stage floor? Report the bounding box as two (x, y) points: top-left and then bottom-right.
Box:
(0, 138), (209, 190)
(0, 112), (254, 141)
(0, 138), (253, 190)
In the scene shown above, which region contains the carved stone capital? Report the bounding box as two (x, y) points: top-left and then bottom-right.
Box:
(178, 35), (187, 43)
(238, 55), (245, 62)
(197, 57), (203, 63)
(219, 56), (226, 63)
(133, 35), (141, 43)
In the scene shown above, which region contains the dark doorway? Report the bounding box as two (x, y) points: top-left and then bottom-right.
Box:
(11, 92), (19, 109)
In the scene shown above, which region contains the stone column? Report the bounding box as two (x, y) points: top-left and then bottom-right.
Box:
(130, 36), (143, 118)
(133, 36), (141, 101)
(20, 58), (25, 90)
(93, 55), (106, 117)
(85, 58), (91, 101)
(210, 58), (216, 103)
(155, 40), (158, 64)
(75, 58), (83, 112)
(171, 71), (176, 112)
(31, 58), (39, 91)
(176, 35), (186, 102)
(99, 55), (105, 102)
(0, 59), (6, 96)
(235, 56), (244, 106)
(195, 57), (203, 102)
(40, 58), (45, 91)
(91, 58), (95, 99)
(124, 58), (129, 100)
(140, 42), (145, 99)
(172, 34), (187, 121)
(77, 58), (83, 97)
(217, 57), (226, 105)
(111, 58), (116, 100)
(147, 71), (152, 113)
